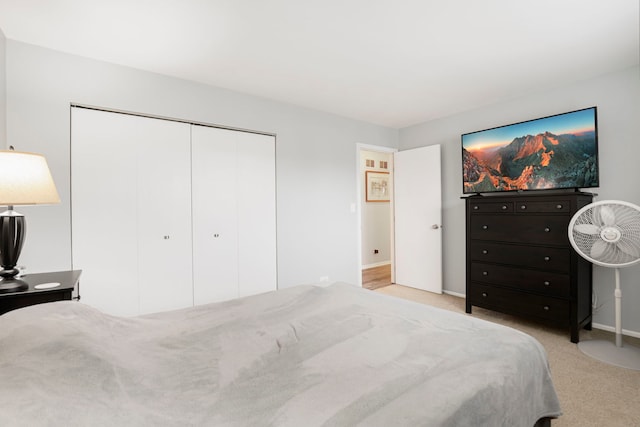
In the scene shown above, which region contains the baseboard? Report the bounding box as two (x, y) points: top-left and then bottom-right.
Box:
(442, 291), (640, 338)
(362, 261), (391, 270)
(443, 290), (465, 298)
(592, 322), (640, 340)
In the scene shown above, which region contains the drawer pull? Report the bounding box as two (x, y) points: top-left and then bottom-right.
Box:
(482, 271), (488, 276)
(482, 249), (488, 254)
(544, 281), (550, 286)
(501, 205), (508, 210)
(473, 205), (479, 210)
(482, 225), (489, 230)
(544, 256), (550, 261)
(544, 227), (551, 232)
(543, 305), (550, 311)
(482, 292), (488, 297)
(520, 205), (527, 210)
(556, 204), (563, 209)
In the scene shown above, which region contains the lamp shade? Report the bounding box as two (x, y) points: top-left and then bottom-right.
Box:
(0, 150), (60, 205)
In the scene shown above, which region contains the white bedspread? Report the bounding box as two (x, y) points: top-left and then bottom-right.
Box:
(0, 283), (561, 426)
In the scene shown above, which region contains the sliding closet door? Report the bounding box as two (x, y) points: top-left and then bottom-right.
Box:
(191, 126), (240, 303)
(136, 123), (193, 314)
(72, 108), (139, 316)
(236, 131), (277, 297)
(191, 125), (277, 305)
(71, 108), (193, 316)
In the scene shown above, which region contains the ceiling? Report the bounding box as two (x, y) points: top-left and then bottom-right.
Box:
(0, 1), (638, 128)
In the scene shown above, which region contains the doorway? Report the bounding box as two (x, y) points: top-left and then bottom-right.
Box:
(357, 145), (396, 289)
(356, 143), (443, 294)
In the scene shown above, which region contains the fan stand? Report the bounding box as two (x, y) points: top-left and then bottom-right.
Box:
(578, 268), (640, 370)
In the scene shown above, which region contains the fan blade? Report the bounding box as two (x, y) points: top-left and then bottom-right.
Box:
(613, 208), (640, 228)
(590, 239), (609, 259)
(617, 239), (640, 259)
(599, 205), (616, 226)
(574, 224), (600, 235)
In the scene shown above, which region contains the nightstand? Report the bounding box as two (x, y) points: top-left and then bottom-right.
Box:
(0, 270), (82, 315)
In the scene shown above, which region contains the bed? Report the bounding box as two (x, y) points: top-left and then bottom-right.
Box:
(0, 282), (561, 426)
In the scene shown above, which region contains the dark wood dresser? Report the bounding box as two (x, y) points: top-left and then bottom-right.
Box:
(464, 192), (593, 342)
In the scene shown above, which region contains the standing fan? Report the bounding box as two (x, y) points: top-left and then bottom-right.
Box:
(568, 200), (640, 370)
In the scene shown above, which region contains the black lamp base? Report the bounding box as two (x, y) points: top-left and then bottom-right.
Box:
(0, 209), (26, 290)
(0, 267), (21, 279)
(0, 278), (28, 293)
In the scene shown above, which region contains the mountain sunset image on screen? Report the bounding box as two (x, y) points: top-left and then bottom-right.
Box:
(461, 107), (599, 194)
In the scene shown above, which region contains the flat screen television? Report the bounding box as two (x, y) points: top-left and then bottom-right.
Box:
(462, 107), (599, 194)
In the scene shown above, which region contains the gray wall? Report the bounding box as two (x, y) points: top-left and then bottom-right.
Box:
(5, 37), (639, 335)
(0, 29), (6, 148)
(399, 66), (640, 335)
(4, 40), (398, 288)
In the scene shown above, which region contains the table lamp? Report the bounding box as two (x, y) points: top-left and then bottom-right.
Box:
(0, 147), (60, 292)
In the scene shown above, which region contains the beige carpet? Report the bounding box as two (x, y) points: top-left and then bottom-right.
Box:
(374, 285), (640, 427)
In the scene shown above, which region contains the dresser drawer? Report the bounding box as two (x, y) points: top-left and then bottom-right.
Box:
(468, 283), (569, 323)
(470, 262), (570, 297)
(469, 242), (570, 271)
(469, 215), (570, 245)
(469, 201), (513, 213)
(513, 200), (571, 213)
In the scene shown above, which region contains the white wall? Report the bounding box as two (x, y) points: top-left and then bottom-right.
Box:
(0, 29), (6, 148)
(399, 66), (640, 335)
(4, 40), (398, 288)
(360, 149), (392, 267)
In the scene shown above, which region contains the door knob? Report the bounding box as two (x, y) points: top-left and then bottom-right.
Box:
(432, 224), (441, 230)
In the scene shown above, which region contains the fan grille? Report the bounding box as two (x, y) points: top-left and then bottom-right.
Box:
(570, 202), (640, 267)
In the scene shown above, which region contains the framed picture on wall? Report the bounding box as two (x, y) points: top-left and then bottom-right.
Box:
(365, 171), (390, 202)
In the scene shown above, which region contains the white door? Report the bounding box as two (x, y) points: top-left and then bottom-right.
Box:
(235, 131), (277, 298)
(394, 144), (442, 293)
(136, 119), (193, 314)
(191, 126), (240, 304)
(72, 108), (139, 316)
(191, 126), (277, 305)
(71, 107), (193, 316)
